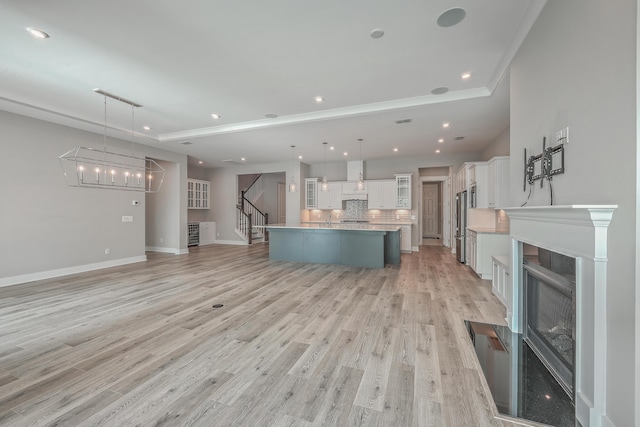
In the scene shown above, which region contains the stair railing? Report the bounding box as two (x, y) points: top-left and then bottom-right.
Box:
(237, 194), (269, 244)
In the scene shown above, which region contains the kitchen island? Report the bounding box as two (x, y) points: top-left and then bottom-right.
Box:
(265, 223), (401, 268)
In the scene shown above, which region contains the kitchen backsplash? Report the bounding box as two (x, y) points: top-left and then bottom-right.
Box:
(305, 200), (412, 223)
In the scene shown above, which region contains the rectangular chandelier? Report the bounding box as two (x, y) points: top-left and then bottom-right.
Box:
(59, 146), (164, 192)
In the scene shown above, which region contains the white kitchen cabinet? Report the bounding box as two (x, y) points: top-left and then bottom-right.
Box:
(471, 162), (488, 208)
(395, 174), (411, 209)
(466, 230), (477, 269)
(305, 178), (318, 209)
(199, 221), (216, 245)
(366, 180), (396, 209)
(491, 255), (510, 308)
(468, 230), (510, 279)
(401, 225), (412, 253)
(187, 179), (210, 209)
(487, 156), (510, 209)
(317, 182), (342, 210)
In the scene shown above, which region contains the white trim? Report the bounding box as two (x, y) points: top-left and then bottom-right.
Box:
(419, 175), (451, 249)
(145, 246), (184, 254)
(0, 255), (147, 288)
(213, 239), (248, 246)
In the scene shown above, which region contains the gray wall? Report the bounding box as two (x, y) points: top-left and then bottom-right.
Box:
(480, 126), (510, 161)
(146, 159), (181, 252)
(0, 110), (187, 284)
(510, 1), (636, 425)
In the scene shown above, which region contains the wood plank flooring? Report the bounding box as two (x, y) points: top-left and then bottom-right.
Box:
(0, 244), (522, 426)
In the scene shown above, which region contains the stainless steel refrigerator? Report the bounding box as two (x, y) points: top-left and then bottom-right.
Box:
(455, 191), (467, 263)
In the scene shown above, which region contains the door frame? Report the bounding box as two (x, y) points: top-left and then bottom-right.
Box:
(419, 175), (450, 248)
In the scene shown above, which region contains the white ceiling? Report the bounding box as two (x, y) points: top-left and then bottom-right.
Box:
(0, 0), (546, 167)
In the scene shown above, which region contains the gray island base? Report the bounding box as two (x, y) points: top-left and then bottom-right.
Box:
(265, 224), (401, 268)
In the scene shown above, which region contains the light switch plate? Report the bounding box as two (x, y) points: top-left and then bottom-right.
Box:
(122, 216), (133, 222)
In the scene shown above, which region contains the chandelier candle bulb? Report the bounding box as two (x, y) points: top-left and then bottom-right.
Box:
(78, 166), (84, 182)
(111, 169), (116, 183)
(95, 168), (100, 182)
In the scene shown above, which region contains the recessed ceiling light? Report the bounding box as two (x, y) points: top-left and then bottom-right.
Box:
(198, 160), (203, 164)
(26, 27), (49, 39)
(442, 122), (450, 128)
(455, 136), (465, 140)
(343, 152), (348, 156)
(435, 149), (441, 153)
(437, 8), (466, 28)
(241, 157), (246, 161)
(461, 72), (472, 80)
(314, 96), (323, 103)
(330, 146), (335, 150)
(211, 113), (221, 119)
(143, 126), (151, 131)
(431, 87), (449, 95)
(438, 138), (444, 143)
(370, 28), (385, 39)
(393, 148), (398, 152)
(265, 113), (278, 119)
(298, 155), (303, 160)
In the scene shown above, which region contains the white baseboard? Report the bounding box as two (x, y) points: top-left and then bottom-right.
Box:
(0, 255), (147, 288)
(145, 246), (188, 255)
(213, 239), (248, 246)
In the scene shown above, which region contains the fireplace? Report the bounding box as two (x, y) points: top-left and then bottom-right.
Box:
(522, 246), (576, 398)
(503, 205), (616, 427)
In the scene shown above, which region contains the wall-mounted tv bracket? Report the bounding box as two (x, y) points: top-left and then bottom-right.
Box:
(524, 136), (566, 191)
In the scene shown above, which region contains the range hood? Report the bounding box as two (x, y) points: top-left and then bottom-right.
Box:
(347, 160), (364, 181)
(341, 193), (367, 201)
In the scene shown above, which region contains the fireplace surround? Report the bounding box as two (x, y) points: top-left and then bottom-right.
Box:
(503, 205), (616, 427)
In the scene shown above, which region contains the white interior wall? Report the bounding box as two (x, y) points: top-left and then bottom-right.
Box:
(510, 1), (637, 425)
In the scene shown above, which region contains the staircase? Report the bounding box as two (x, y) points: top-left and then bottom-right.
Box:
(236, 174), (268, 244)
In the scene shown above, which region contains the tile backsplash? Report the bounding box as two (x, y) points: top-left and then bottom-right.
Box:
(305, 200), (411, 224)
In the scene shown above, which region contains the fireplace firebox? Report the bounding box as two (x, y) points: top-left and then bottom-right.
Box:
(523, 247), (576, 398)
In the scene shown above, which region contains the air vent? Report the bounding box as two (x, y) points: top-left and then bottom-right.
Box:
(455, 136), (465, 141)
(222, 159), (245, 165)
(394, 118), (412, 124)
(180, 141), (193, 145)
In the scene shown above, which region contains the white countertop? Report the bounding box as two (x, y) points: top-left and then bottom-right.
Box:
(265, 223), (402, 231)
(466, 226), (510, 235)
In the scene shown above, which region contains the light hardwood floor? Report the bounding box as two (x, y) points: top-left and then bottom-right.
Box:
(0, 244), (521, 427)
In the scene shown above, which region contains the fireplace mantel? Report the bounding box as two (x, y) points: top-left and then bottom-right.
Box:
(503, 204), (617, 427)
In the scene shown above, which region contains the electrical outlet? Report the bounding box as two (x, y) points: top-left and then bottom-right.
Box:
(104, 248), (110, 255)
(122, 215), (133, 222)
(160, 237), (164, 243)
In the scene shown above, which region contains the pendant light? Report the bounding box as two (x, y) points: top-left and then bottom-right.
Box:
(321, 142), (329, 192)
(59, 89), (165, 192)
(289, 145), (297, 192)
(356, 138), (365, 190)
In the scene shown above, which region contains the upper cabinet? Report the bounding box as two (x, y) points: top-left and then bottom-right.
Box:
(367, 180), (397, 209)
(187, 178), (210, 209)
(487, 156), (510, 209)
(395, 174), (411, 209)
(305, 178), (318, 209)
(471, 162), (488, 208)
(317, 182), (343, 210)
